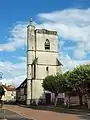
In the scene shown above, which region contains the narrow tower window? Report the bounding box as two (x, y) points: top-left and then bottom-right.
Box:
(34, 64), (36, 79)
(46, 66), (48, 71)
(46, 66), (49, 76)
(45, 39), (50, 50)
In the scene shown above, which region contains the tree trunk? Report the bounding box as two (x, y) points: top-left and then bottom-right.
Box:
(54, 94), (58, 106)
(87, 97), (90, 110)
(84, 94), (88, 106)
(78, 92), (83, 106)
(67, 94), (70, 108)
(0, 95), (2, 108)
(64, 93), (67, 107)
(0, 95), (2, 100)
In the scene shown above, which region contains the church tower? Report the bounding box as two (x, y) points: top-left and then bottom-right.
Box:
(27, 19), (61, 105)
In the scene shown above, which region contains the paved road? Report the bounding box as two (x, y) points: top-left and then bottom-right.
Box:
(3, 105), (80, 120)
(0, 109), (32, 120)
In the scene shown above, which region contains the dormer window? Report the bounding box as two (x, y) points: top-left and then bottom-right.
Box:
(45, 39), (50, 50)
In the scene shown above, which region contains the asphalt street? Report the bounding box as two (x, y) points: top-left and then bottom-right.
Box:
(0, 109), (33, 120)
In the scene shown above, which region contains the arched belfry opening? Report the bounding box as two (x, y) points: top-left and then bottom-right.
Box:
(44, 39), (50, 50)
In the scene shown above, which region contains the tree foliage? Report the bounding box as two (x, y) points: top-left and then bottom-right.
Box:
(0, 86), (5, 100)
(67, 64), (90, 89)
(42, 64), (90, 106)
(42, 73), (66, 106)
(43, 73), (66, 95)
(65, 64), (90, 105)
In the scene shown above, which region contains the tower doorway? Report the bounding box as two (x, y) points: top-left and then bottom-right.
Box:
(45, 93), (51, 105)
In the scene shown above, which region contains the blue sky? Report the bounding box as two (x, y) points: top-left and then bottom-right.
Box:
(0, 0), (90, 86)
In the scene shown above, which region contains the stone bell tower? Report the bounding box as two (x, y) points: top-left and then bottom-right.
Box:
(27, 19), (61, 105)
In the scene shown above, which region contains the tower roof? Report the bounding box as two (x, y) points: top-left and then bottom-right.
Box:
(27, 17), (35, 28)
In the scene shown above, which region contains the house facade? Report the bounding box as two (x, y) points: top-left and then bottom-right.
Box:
(16, 79), (27, 104)
(1, 85), (16, 102)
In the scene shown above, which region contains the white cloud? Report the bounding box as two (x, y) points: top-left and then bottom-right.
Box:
(37, 8), (90, 42)
(1, 8), (90, 86)
(37, 8), (90, 59)
(74, 46), (86, 59)
(0, 22), (27, 85)
(0, 75), (26, 87)
(18, 56), (27, 62)
(0, 23), (27, 51)
(1, 8), (90, 55)
(0, 59), (26, 87)
(37, 8), (90, 71)
(59, 52), (90, 73)
(13, 75), (26, 87)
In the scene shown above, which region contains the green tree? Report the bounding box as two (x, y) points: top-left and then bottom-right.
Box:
(63, 71), (74, 108)
(42, 73), (66, 106)
(0, 86), (5, 100)
(67, 64), (90, 106)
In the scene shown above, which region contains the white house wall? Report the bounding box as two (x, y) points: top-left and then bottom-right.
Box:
(2, 88), (16, 102)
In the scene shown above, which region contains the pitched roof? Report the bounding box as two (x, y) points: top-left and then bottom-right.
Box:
(16, 78), (27, 89)
(56, 58), (62, 66)
(1, 85), (16, 91)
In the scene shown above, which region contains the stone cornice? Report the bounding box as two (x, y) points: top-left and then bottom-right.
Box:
(35, 29), (57, 35)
